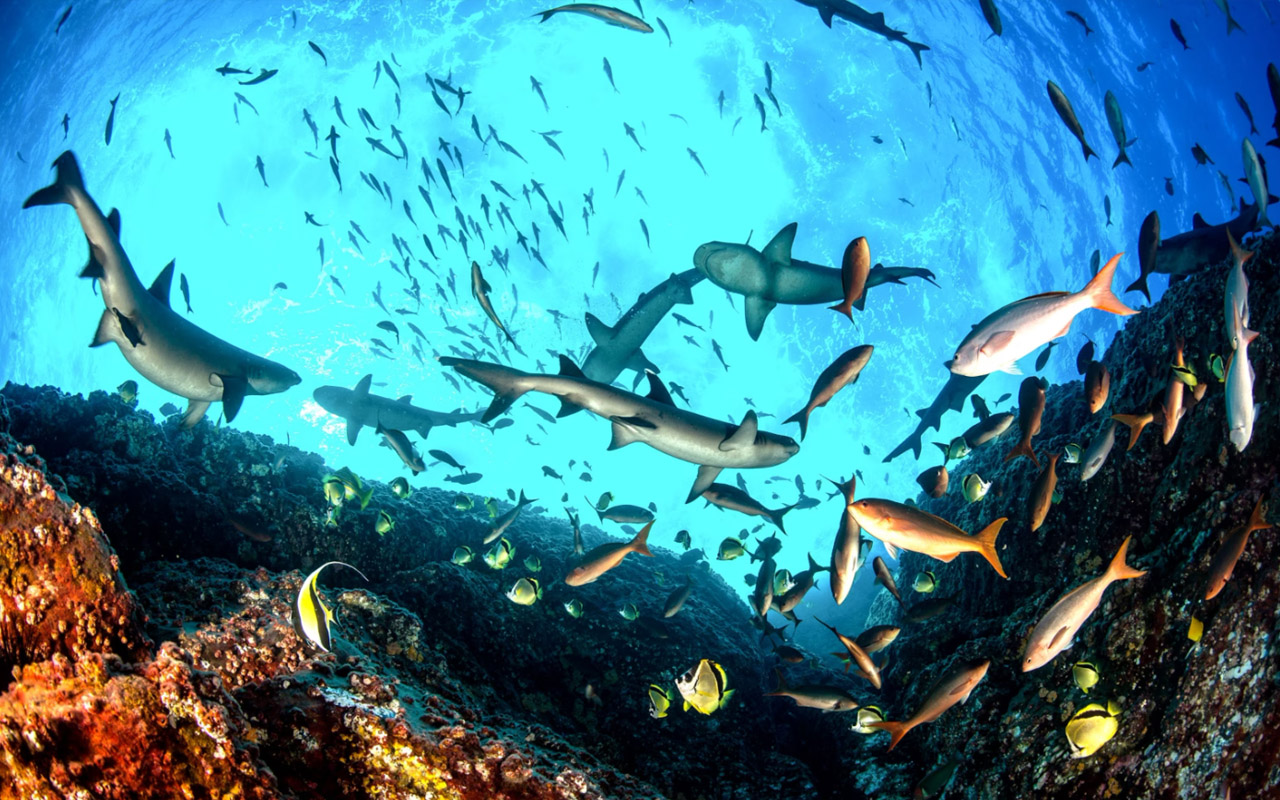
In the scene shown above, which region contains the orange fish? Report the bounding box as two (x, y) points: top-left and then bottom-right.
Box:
(1204, 497), (1270, 600)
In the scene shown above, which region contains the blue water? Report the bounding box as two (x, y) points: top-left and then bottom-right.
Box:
(0, 0), (1273, 619)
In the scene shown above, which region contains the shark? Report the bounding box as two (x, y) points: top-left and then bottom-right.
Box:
(313, 374), (484, 445)
(23, 151), (300, 428)
(441, 355), (800, 500)
(694, 223), (935, 340)
(885, 371), (987, 462)
(792, 0), (930, 67)
(581, 269), (705, 387)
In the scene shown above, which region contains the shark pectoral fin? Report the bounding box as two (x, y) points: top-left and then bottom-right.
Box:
(585, 313), (613, 346)
(644, 371), (676, 406)
(148, 260), (176, 307)
(744, 296), (776, 341)
(180, 399), (212, 429)
(686, 465), (722, 503)
(81, 236), (109, 280)
(626, 348), (658, 376)
(761, 223), (797, 265)
(346, 417), (363, 445)
(556, 398), (586, 417)
(608, 415), (654, 450)
(215, 374), (249, 424)
(1191, 213), (1208, 229)
(818, 7), (833, 26)
(90, 309), (118, 347)
(720, 410), (759, 451)
(111, 308), (144, 347)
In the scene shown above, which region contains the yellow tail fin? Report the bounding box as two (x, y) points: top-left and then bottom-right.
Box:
(868, 719), (913, 751)
(1082, 253), (1138, 316)
(974, 517), (1008, 579)
(1110, 413), (1152, 451)
(1106, 536), (1146, 581)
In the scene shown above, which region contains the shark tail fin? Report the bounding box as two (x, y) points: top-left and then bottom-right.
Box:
(23, 151), (84, 209)
(1112, 151), (1132, 169)
(906, 40), (930, 68)
(1226, 14), (1244, 35)
(783, 407), (810, 441)
(1082, 141), (1098, 162)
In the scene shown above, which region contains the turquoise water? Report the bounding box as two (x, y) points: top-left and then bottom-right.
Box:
(0, 0), (1273, 620)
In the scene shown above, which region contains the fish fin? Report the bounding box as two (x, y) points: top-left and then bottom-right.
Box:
(720, 410), (759, 451)
(1047, 625), (1071, 651)
(744, 296), (776, 341)
(1082, 141), (1097, 161)
(979, 330), (1016, 357)
(783, 407), (810, 440)
(1112, 151), (1132, 169)
(1110, 413), (1150, 451)
(346, 375), (373, 444)
(584, 313), (613, 345)
(686, 465), (722, 503)
(557, 354), (585, 378)
(22, 150), (83, 209)
(397, 394), (413, 404)
(828, 299), (853, 320)
(761, 223), (797, 265)
(556, 398), (585, 418)
(868, 720), (911, 751)
(608, 416), (651, 450)
(1083, 254), (1138, 315)
(645, 371), (675, 406)
(1226, 227), (1253, 268)
(630, 521), (653, 557)
(852, 292), (867, 312)
(148, 260), (176, 306)
(1105, 536), (1146, 581)
(974, 517), (1008, 578)
(769, 504), (796, 534)
(216, 374), (249, 423)
(1004, 440), (1040, 467)
(180, 399), (211, 429)
(998, 361), (1023, 375)
(626, 348), (659, 376)
(933, 551), (959, 562)
(883, 542), (900, 560)
(818, 7), (833, 26)
(1247, 496), (1271, 533)
(1192, 213), (1209, 229)
(89, 309), (118, 347)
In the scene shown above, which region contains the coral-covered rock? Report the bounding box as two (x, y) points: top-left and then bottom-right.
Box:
(0, 418), (151, 678)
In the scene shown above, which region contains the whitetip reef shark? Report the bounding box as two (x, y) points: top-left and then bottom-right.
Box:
(23, 150), (300, 427)
(313, 374), (484, 445)
(582, 268), (704, 386)
(441, 354), (799, 500)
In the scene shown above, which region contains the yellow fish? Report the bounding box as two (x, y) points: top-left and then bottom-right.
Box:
(676, 659), (733, 715)
(293, 561), (367, 652)
(1065, 701), (1120, 758)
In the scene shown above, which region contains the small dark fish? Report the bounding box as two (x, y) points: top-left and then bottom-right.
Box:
(1137, 61), (1154, 72)
(104, 92), (120, 146)
(254, 155), (268, 187)
(1035, 340), (1056, 372)
(1065, 10), (1092, 35)
(657, 16), (671, 45)
(1104, 194), (1112, 227)
(1077, 341), (1094, 375)
(216, 62), (253, 77)
(754, 94), (768, 131)
(61, 112), (69, 139)
(179, 273), (193, 313)
(217, 202), (228, 226)
(163, 128), (174, 158)
(309, 41), (327, 65)
(603, 57), (619, 93)
(55, 5), (72, 34)
(711, 339), (729, 371)
(1191, 143), (1213, 166)
(239, 68), (279, 85)
(639, 218), (650, 249)
(530, 75), (549, 112)
(1235, 92), (1258, 135)
(430, 449), (465, 472)
(333, 96), (349, 127)
(444, 472), (483, 485)
(1169, 18), (1189, 50)
(1163, 176), (1174, 196)
(898, 197), (914, 207)
(688, 148), (707, 175)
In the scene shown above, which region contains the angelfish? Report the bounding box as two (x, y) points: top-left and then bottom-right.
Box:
(293, 561), (368, 652)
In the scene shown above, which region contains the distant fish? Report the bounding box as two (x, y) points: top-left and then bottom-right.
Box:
(1046, 80), (1097, 161)
(979, 0), (1002, 38)
(239, 68), (278, 85)
(54, 5), (72, 35)
(1204, 497), (1270, 600)
(1212, 0), (1245, 35)
(1104, 90), (1136, 168)
(104, 93), (120, 146)
(784, 344), (873, 440)
(565, 521), (653, 585)
(534, 3), (654, 33)
(309, 40), (327, 65)
(1236, 92), (1259, 135)
(1065, 10), (1092, 35)
(1169, 18), (1189, 49)
(869, 659), (990, 750)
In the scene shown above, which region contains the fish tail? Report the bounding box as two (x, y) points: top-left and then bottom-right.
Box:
(1226, 14), (1244, 35)
(1003, 439), (1040, 467)
(1082, 141), (1098, 162)
(974, 517), (1008, 579)
(868, 720), (912, 751)
(1083, 253), (1138, 315)
(533, 10), (554, 22)
(764, 667), (788, 695)
(1247, 496), (1271, 533)
(828, 299), (853, 320)
(783, 408), (809, 440)
(1110, 413), (1151, 451)
(23, 150), (84, 209)
(770, 504), (797, 535)
(1106, 536), (1146, 581)
(1112, 151), (1132, 169)
(630, 521), (654, 557)
(906, 39), (930, 68)
(1123, 272), (1150, 303)
(1226, 227), (1253, 268)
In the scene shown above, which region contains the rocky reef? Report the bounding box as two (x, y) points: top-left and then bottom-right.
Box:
(0, 233), (1276, 800)
(859, 232), (1280, 799)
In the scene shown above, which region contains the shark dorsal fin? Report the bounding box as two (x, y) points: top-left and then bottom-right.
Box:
(818, 7), (833, 26)
(557, 355), (585, 378)
(720, 410), (759, 451)
(353, 374), (373, 399)
(107, 208), (121, 235)
(397, 394), (413, 404)
(585, 313), (613, 345)
(644, 371), (675, 406)
(761, 223), (797, 265)
(1191, 213), (1209, 229)
(149, 260), (176, 306)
